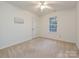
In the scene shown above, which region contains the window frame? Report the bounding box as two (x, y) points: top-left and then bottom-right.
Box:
(49, 16), (57, 32)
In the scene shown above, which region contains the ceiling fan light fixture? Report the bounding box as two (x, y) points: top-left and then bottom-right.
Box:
(40, 1), (51, 11)
(40, 5), (45, 11)
(35, 1), (52, 12)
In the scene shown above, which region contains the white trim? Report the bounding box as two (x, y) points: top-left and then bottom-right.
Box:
(0, 38), (32, 49)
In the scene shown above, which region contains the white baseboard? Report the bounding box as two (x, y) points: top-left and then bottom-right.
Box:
(0, 36), (75, 49)
(38, 36), (75, 44)
(0, 37), (33, 49)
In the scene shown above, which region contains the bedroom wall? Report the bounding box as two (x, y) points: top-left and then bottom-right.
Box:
(39, 8), (76, 43)
(0, 2), (38, 49)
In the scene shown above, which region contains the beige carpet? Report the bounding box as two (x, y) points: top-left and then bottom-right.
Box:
(0, 37), (79, 58)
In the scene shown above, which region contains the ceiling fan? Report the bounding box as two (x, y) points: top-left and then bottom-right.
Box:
(36, 1), (52, 12)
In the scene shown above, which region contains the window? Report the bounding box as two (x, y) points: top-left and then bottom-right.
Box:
(49, 16), (57, 32)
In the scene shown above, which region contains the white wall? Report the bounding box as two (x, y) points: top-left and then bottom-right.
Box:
(76, 2), (79, 49)
(32, 16), (39, 38)
(39, 9), (76, 43)
(0, 2), (38, 49)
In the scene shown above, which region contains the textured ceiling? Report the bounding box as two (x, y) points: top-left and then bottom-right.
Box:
(7, 1), (76, 16)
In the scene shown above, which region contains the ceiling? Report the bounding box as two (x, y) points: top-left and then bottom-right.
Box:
(7, 1), (76, 16)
